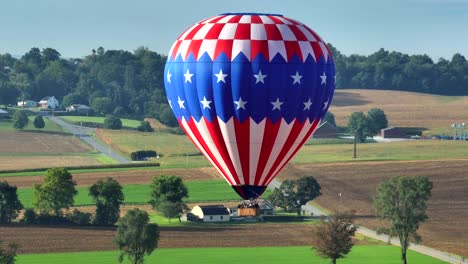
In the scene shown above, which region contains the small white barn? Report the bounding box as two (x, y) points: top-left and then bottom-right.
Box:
(191, 205), (230, 222)
(17, 100), (37, 107)
(39, 96), (59, 109)
(66, 104), (92, 115)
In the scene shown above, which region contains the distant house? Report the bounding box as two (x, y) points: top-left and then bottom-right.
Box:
(17, 100), (37, 108)
(381, 127), (406, 138)
(66, 104), (92, 115)
(312, 121), (338, 138)
(258, 200), (275, 216)
(38, 96), (59, 109)
(0, 109), (9, 118)
(191, 205), (230, 222)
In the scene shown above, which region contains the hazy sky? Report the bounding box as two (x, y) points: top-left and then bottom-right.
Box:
(0, 0), (467, 60)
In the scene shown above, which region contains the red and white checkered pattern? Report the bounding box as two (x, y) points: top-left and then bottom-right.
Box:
(168, 14), (332, 62)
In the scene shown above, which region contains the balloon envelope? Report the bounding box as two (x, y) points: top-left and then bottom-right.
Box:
(164, 13), (335, 200)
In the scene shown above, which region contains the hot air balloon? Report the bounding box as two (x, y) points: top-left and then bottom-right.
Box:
(164, 13), (335, 200)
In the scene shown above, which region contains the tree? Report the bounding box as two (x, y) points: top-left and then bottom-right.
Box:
(104, 115), (122, 129)
(323, 111), (336, 126)
(314, 211), (357, 264)
(367, 108), (388, 135)
(89, 177), (124, 226)
(12, 110), (28, 129)
(157, 200), (185, 222)
(33, 168), (77, 216)
(91, 96), (113, 114)
(0, 241), (18, 264)
(114, 209), (159, 264)
(347, 111), (369, 158)
(150, 175), (188, 212)
(137, 121), (154, 132)
(373, 176), (433, 264)
(269, 176), (321, 215)
(33, 115), (45, 129)
(0, 181), (23, 224)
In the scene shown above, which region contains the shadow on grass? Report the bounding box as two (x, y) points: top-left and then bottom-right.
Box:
(332, 91), (372, 107)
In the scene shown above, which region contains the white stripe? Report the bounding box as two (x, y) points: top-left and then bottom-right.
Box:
(259, 15), (274, 24)
(217, 117), (245, 185)
(249, 119), (266, 185)
(193, 118), (238, 184)
(257, 119), (294, 185)
(202, 15), (223, 24)
(197, 39), (217, 60)
(276, 16), (293, 25)
(193, 23), (215, 40)
(177, 40), (191, 60)
(251, 24), (267, 40)
(239, 15), (251, 24)
(319, 42), (330, 62)
(277, 24), (297, 41)
(178, 23), (200, 40)
(298, 41), (316, 62)
(265, 119), (315, 186)
(296, 25), (317, 42)
(232, 40), (251, 60)
(217, 15), (235, 24)
(218, 23), (237, 40)
(180, 117), (233, 185)
(268, 40), (287, 62)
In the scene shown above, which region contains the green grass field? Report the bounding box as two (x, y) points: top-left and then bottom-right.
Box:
(60, 116), (141, 129)
(0, 116), (64, 132)
(16, 246), (448, 264)
(294, 140), (468, 163)
(0, 166), (160, 178)
(17, 180), (265, 208)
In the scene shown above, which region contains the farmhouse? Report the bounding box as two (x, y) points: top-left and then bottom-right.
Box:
(66, 104), (92, 115)
(191, 205), (230, 222)
(312, 121), (338, 138)
(39, 96), (59, 109)
(17, 100), (37, 107)
(381, 127), (406, 138)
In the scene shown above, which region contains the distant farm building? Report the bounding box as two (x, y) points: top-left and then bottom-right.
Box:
(381, 127), (406, 138)
(312, 121), (338, 138)
(191, 205), (230, 222)
(66, 104), (92, 115)
(259, 200), (275, 215)
(0, 109), (9, 118)
(39, 96), (59, 109)
(17, 100), (37, 107)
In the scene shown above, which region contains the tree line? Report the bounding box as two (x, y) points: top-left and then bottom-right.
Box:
(329, 45), (468, 95)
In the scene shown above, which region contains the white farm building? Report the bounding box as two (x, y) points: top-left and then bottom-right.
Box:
(191, 205), (230, 222)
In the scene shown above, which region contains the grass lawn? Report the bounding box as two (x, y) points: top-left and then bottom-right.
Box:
(0, 117), (63, 133)
(17, 180), (268, 208)
(294, 140), (468, 163)
(60, 116), (141, 129)
(16, 246), (448, 264)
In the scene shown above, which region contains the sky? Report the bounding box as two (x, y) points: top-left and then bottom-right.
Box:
(0, 0), (467, 60)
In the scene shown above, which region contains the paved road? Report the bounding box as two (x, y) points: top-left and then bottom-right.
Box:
(46, 116), (131, 164)
(268, 179), (465, 264)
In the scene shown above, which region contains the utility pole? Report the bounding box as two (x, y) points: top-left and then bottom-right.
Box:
(353, 131), (357, 159)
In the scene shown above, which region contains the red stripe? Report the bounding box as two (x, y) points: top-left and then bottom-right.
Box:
(186, 40), (202, 60)
(202, 118), (242, 185)
(304, 26), (323, 42)
(251, 15), (263, 24)
(285, 41), (302, 61)
(228, 15), (242, 23)
(288, 25), (308, 41)
(205, 23), (224, 39)
(264, 118), (320, 186)
(204, 16), (225, 24)
(234, 118), (250, 185)
(264, 24), (283, 40)
(184, 24), (204, 40)
(183, 118), (236, 185)
(261, 119), (306, 185)
(214, 40), (233, 61)
(234, 23), (251, 40)
(311, 42), (325, 61)
(254, 119), (282, 185)
(170, 40), (182, 60)
(251, 40), (269, 61)
(268, 15), (284, 24)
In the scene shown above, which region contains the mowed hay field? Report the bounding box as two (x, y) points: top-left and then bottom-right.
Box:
(331, 89), (468, 135)
(281, 160), (468, 256)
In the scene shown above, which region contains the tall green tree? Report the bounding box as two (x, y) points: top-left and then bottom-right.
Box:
(150, 175), (188, 208)
(348, 111), (369, 158)
(322, 111), (336, 126)
(0, 181), (23, 224)
(33, 168), (77, 216)
(373, 176), (433, 264)
(314, 211), (357, 264)
(33, 115), (45, 129)
(269, 176), (321, 215)
(12, 110), (28, 129)
(367, 108), (388, 135)
(89, 178), (124, 226)
(114, 209), (159, 264)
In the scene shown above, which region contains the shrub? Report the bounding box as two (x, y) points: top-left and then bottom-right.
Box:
(66, 209), (92, 225)
(103, 115), (122, 130)
(33, 115), (45, 129)
(22, 209), (36, 224)
(137, 121), (154, 132)
(130, 150), (157, 161)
